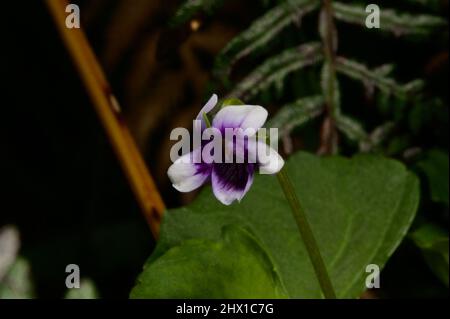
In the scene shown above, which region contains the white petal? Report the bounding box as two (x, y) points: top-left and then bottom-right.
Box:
(167, 152), (210, 192)
(196, 94), (218, 121)
(256, 142), (285, 175)
(213, 105), (268, 131)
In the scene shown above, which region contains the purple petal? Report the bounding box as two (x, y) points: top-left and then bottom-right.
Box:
(212, 105), (268, 132)
(167, 150), (212, 192)
(211, 163), (255, 205)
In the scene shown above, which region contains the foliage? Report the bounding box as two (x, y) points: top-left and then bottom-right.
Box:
(132, 152), (419, 298)
(332, 2), (446, 36)
(214, 0), (321, 79)
(416, 149), (449, 206)
(265, 95), (325, 139)
(131, 226), (288, 298)
(0, 257), (34, 299)
(64, 279), (99, 299)
(227, 43), (323, 100)
(411, 223), (449, 287)
(0, 226), (100, 299)
(0, 226), (33, 299)
(128, 0), (449, 299)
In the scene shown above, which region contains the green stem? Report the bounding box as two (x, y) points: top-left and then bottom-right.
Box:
(277, 168), (337, 299)
(323, 0), (337, 115)
(202, 112), (212, 128)
(321, 0), (339, 154)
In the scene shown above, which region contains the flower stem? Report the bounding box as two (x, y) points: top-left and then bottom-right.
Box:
(202, 112), (212, 128)
(277, 168), (337, 299)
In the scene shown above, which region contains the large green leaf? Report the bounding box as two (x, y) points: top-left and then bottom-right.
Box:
(131, 226), (288, 298)
(134, 152), (419, 298)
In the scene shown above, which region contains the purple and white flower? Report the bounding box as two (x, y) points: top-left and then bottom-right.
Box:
(167, 94), (284, 205)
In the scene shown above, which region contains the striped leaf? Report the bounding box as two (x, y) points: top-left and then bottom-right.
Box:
(332, 2), (446, 36)
(335, 57), (424, 98)
(214, 0), (321, 79)
(337, 116), (395, 152)
(336, 114), (369, 146)
(361, 122), (396, 152)
(266, 96), (325, 139)
(228, 42), (323, 100)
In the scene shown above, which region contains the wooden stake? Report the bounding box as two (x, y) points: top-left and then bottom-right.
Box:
(45, 0), (165, 238)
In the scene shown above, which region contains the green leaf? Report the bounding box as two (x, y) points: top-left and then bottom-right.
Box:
(416, 149), (449, 206)
(220, 98), (245, 107)
(228, 43), (323, 100)
(332, 2), (446, 36)
(265, 96), (324, 139)
(0, 257), (34, 299)
(373, 64), (395, 77)
(335, 114), (369, 148)
(410, 224), (449, 286)
(131, 226), (288, 298)
(134, 152), (419, 298)
(170, 0), (225, 26)
(335, 57), (424, 99)
(214, 0), (320, 78)
(0, 225), (20, 281)
(360, 122), (396, 152)
(385, 135), (412, 156)
(65, 279), (100, 299)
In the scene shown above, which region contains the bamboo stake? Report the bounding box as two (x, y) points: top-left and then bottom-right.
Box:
(45, 0), (165, 238)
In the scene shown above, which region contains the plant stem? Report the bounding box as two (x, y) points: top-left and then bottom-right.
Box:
(323, 0), (337, 80)
(323, 0), (337, 111)
(202, 112), (212, 128)
(277, 168), (337, 299)
(319, 0), (339, 155)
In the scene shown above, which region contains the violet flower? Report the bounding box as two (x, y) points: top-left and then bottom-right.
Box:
(168, 94), (284, 205)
